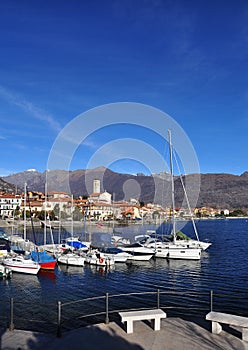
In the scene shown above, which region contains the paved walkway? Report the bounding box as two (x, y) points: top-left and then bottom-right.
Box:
(1, 317), (248, 350)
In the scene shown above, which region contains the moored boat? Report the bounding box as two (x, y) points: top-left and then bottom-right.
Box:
(85, 250), (115, 267)
(3, 255), (40, 275)
(98, 247), (132, 263)
(27, 250), (57, 270)
(57, 251), (85, 266)
(166, 245), (201, 260)
(139, 235), (202, 260)
(65, 237), (90, 251)
(120, 242), (154, 261)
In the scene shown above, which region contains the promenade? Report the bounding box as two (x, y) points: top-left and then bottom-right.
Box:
(1, 317), (247, 350)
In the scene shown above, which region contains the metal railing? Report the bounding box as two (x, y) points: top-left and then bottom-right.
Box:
(2, 289), (247, 337)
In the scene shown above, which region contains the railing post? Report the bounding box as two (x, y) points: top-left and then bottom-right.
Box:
(157, 289), (160, 309)
(57, 300), (62, 337)
(210, 290), (213, 311)
(9, 297), (14, 331)
(105, 293), (109, 324)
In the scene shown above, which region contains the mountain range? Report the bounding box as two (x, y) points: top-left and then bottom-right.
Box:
(2, 167), (248, 211)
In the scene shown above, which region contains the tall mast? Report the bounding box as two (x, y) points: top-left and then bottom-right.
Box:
(24, 182), (27, 240)
(168, 130), (176, 243)
(71, 194), (74, 237)
(44, 181), (47, 245)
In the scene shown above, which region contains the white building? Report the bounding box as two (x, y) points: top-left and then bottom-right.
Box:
(93, 179), (101, 193)
(0, 194), (22, 218)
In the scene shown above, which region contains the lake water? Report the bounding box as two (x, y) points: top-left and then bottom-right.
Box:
(1, 218), (248, 332)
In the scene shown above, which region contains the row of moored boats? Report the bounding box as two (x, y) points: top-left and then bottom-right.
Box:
(0, 229), (212, 277)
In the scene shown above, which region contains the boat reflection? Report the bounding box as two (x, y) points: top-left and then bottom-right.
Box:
(38, 269), (56, 280)
(58, 264), (85, 275)
(153, 257), (201, 271)
(85, 264), (115, 276)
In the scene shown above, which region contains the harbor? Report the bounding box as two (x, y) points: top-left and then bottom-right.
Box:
(0, 218), (248, 346)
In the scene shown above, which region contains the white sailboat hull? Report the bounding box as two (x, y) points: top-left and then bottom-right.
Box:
(3, 256), (40, 274)
(157, 245), (202, 260)
(167, 246), (201, 260)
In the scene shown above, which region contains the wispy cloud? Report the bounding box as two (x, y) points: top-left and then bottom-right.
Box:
(0, 85), (61, 132)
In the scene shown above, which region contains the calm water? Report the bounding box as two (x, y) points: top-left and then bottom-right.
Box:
(1, 218), (248, 331)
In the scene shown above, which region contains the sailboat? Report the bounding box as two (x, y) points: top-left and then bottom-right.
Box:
(152, 130), (202, 260)
(26, 184), (57, 270)
(3, 254), (40, 275)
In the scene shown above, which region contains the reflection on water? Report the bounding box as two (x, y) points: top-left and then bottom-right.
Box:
(38, 269), (57, 280)
(85, 264), (115, 276)
(58, 264), (85, 276)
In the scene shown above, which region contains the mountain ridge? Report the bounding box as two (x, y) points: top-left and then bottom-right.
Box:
(2, 168), (248, 211)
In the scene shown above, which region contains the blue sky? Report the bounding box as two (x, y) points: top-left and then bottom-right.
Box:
(0, 0), (248, 177)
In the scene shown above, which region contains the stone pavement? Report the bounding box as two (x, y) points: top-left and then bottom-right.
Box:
(1, 317), (248, 350)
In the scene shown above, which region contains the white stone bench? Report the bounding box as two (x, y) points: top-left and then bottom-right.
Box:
(119, 308), (167, 334)
(206, 311), (248, 341)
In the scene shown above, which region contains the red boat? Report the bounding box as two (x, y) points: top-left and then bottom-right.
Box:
(28, 250), (57, 270)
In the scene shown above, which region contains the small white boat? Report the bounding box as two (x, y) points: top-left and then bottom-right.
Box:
(98, 247), (132, 263)
(120, 243), (154, 261)
(57, 252), (85, 266)
(3, 255), (40, 275)
(85, 250), (115, 267)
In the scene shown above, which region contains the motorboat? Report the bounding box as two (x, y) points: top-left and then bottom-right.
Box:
(85, 250), (115, 267)
(120, 243), (155, 261)
(111, 235), (131, 246)
(57, 251), (85, 266)
(3, 255), (40, 275)
(98, 247), (132, 263)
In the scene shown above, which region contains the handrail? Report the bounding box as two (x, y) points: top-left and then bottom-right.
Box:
(3, 289), (248, 337)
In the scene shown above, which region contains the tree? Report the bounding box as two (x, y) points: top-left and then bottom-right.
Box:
(53, 204), (60, 218)
(229, 209), (245, 217)
(73, 206), (83, 221)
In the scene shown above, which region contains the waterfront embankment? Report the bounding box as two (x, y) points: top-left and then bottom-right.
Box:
(1, 317), (247, 350)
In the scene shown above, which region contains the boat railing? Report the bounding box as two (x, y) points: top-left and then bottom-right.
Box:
(1, 289), (247, 337)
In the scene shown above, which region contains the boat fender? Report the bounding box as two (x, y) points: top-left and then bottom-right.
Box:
(99, 257), (104, 264)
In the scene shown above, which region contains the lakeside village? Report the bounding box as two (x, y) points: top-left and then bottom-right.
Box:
(0, 179), (244, 226)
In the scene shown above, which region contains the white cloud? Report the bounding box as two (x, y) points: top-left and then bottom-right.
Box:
(0, 85), (61, 132)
